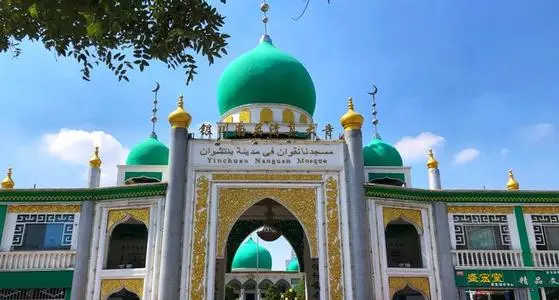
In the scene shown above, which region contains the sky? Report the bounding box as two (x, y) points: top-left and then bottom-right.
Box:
(1, 0), (558, 270)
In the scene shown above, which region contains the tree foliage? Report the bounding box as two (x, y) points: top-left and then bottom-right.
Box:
(295, 278), (306, 299)
(0, 0), (230, 84)
(265, 284), (282, 300)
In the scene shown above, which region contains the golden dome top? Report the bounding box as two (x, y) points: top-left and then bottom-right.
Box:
(340, 97), (364, 131)
(168, 95), (192, 129)
(427, 149), (439, 169)
(506, 169), (519, 190)
(1, 168), (14, 189)
(89, 146), (102, 168)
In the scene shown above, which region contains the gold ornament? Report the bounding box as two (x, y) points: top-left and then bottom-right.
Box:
(523, 206), (559, 214)
(106, 208), (150, 232)
(8, 205), (80, 213)
(189, 176), (210, 300)
(447, 206), (513, 214)
(235, 122), (246, 137)
(340, 97), (364, 131)
(212, 173), (322, 182)
(507, 169), (519, 190)
(383, 207), (423, 232)
(168, 95), (192, 128)
(426, 149), (438, 169)
(253, 122), (264, 137)
(325, 177), (344, 299)
(1, 168), (14, 189)
(100, 278), (144, 299)
(89, 146), (102, 168)
(389, 277), (430, 299)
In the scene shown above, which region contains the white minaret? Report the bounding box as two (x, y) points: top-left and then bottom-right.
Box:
(427, 149), (441, 190)
(88, 146), (101, 188)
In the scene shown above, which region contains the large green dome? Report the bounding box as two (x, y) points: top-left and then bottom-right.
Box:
(232, 237), (272, 270)
(363, 138), (403, 167)
(286, 257), (299, 272)
(126, 136), (169, 166)
(217, 36), (316, 116)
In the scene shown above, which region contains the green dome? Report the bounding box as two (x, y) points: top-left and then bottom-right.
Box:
(286, 257), (299, 272)
(363, 138), (403, 167)
(217, 36), (316, 116)
(232, 237), (272, 270)
(126, 137), (169, 166)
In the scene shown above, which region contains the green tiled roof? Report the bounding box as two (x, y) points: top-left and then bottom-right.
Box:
(365, 184), (559, 203)
(0, 183), (167, 202)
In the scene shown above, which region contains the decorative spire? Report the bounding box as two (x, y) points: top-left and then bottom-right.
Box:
(168, 95), (192, 129)
(150, 82), (160, 138)
(261, 1), (270, 35)
(506, 169), (519, 190)
(1, 168), (14, 189)
(367, 85), (380, 139)
(340, 97), (364, 131)
(89, 146), (102, 168)
(426, 149), (439, 169)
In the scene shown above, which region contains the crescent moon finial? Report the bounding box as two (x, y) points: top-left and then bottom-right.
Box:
(152, 82), (160, 93)
(368, 85), (378, 96)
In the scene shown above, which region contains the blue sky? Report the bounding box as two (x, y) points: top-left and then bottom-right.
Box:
(0, 0), (558, 269)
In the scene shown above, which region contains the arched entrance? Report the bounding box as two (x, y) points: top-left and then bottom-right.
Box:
(107, 288), (140, 300)
(385, 220), (423, 268)
(392, 287), (426, 300)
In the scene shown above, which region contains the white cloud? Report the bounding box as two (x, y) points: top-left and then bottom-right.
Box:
(40, 129), (129, 186)
(500, 148), (510, 157)
(395, 132), (445, 163)
(521, 123), (555, 142)
(453, 148), (480, 164)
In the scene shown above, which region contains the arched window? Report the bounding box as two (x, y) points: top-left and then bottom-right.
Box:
(225, 280), (241, 300)
(282, 109), (294, 123)
(106, 221), (148, 269)
(239, 108), (251, 123)
(124, 177), (160, 185)
(276, 279), (291, 293)
(223, 115), (233, 123)
(299, 114), (308, 124)
(385, 221), (423, 268)
(260, 108), (273, 123)
(370, 177), (406, 187)
(108, 289), (140, 300)
(392, 287), (425, 300)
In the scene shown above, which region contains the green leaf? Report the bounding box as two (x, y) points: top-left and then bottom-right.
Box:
(28, 4), (38, 18)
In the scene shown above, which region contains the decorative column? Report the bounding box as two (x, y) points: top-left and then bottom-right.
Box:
(70, 147), (102, 300)
(432, 202), (459, 299)
(427, 149), (441, 190)
(157, 96), (191, 299)
(339, 97), (374, 299)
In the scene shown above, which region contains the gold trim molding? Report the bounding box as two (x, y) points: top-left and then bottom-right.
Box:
(107, 208), (150, 232)
(383, 207), (423, 232)
(448, 206), (513, 214)
(217, 187), (318, 258)
(325, 177), (344, 299)
(389, 277), (430, 299)
(212, 173), (322, 181)
(523, 206), (559, 214)
(190, 176), (210, 300)
(100, 278), (143, 299)
(8, 205), (80, 213)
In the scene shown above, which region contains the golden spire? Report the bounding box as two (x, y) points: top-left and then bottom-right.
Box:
(168, 95), (192, 129)
(506, 169), (519, 190)
(340, 97), (364, 131)
(89, 146), (102, 168)
(427, 149), (439, 169)
(1, 168), (14, 189)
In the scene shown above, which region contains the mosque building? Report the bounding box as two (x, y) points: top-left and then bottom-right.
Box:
(1, 2), (559, 300)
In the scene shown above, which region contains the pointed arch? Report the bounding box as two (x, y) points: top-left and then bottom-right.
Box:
(260, 108), (273, 123)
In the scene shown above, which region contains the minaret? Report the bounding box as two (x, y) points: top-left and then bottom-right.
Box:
(1, 168), (14, 189)
(340, 97), (374, 299)
(427, 149), (442, 190)
(158, 95), (191, 299)
(70, 147), (101, 300)
(506, 169), (519, 190)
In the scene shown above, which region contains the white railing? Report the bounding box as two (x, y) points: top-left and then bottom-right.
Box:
(533, 251), (559, 268)
(0, 251), (76, 270)
(452, 250), (523, 268)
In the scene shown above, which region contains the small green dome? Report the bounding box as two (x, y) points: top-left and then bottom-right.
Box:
(217, 36), (316, 116)
(126, 137), (169, 166)
(286, 257), (299, 272)
(232, 237), (272, 270)
(363, 138), (403, 167)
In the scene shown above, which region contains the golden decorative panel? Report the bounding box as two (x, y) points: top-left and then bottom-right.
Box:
(523, 206), (559, 214)
(8, 205), (80, 213)
(223, 115), (233, 123)
(212, 173), (322, 181)
(239, 108), (251, 123)
(217, 187), (318, 257)
(260, 108), (273, 123)
(100, 278), (144, 299)
(389, 277), (430, 299)
(383, 207), (423, 232)
(325, 177), (344, 300)
(189, 176), (210, 300)
(299, 114), (308, 124)
(106, 208), (150, 232)
(282, 108), (294, 123)
(448, 206), (513, 214)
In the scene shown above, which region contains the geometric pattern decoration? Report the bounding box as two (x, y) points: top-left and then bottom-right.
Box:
(189, 176), (210, 300)
(448, 206), (513, 214)
(531, 215), (559, 246)
(7, 205), (80, 213)
(388, 276), (430, 299)
(106, 208), (150, 232)
(325, 176), (344, 300)
(383, 207), (423, 232)
(100, 278), (144, 300)
(0, 288), (66, 299)
(11, 214), (74, 248)
(452, 214), (510, 246)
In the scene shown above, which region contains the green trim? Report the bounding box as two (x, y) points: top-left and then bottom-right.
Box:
(0, 183), (167, 202)
(0, 270), (73, 288)
(514, 206), (534, 266)
(64, 288), (71, 300)
(0, 206), (6, 242)
(365, 184), (559, 203)
(368, 172), (405, 183)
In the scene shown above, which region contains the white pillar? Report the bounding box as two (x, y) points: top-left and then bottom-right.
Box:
(240, 288), (245, 300)
(427, 149), (442, 190)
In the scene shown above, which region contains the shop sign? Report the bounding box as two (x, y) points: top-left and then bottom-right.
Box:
(456, 269), (559, 288)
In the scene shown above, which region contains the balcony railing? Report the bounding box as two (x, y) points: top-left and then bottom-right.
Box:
(452, 250), (523, 268)
(0, 251), (76, 270)
(533, 251), (559, 268)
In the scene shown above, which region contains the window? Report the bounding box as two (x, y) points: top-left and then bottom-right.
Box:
(462, 225), (509, 250)
(106, 222), (148, 269)
(0, 288), (66, 300)
(385, 223), (423, 268)
(11, 214), (74, 251)
(537, 226), (559, 251)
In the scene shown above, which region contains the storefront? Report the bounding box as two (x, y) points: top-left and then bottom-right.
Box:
(455, 269), (559, 300)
